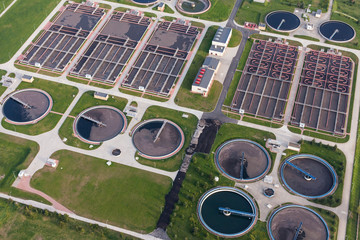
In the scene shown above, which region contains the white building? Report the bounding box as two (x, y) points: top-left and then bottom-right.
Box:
(191, 57), (220, 96)
(209, 27), (232, 57)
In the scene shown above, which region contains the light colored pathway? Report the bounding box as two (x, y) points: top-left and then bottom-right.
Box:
(283, 47), (306, 124)
(0, 192), (161, 240)
(0, 0), (17, 18)
(13, 176), (73, 213)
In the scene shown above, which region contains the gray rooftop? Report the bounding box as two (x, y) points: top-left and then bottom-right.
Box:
(213, 27), (232, 44)
(94, 92), (108, 97)
(203, 56), (220, 70)
(23, 75), (32, 80)
(210, 45), (225, 53)
(192, 67), (215, 89)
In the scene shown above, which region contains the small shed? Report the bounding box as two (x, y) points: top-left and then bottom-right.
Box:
(258, 23), (266, 31)
(157, 2), (165, 12)
(288, 142), (301, 152)
(94, 91), (109, 100)
(315, 9), (322, 18)
(22, 75), (34, 83)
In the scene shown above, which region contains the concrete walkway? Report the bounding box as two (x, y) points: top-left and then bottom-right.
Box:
(0, 0), (17, 18)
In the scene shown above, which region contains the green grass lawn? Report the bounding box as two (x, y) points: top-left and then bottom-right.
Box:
(179, 0), (236, 22)
(0, 86), (7, 96)
(175, 26), (222, 112)
(136, 106), (198, 171)
(223, 71), (242, 106)
(0, 0), (60, 63)
(282, 140), (346, 207)
(31, 150), (172, 233)
(228, 29), (243, 48)
(0, 132), (50, 204)
(294, 35), (320, 42)
(1, 78), (78, 135)
(166, 153), (269, 239)
(58, 91), (129, 150)
(2, 114), (62, 136)
(0, 0), (14, 14)
(345, 119), (360, 239)
(0, 198), (139, 240)
(70, 91), (128, 116)
(236, 0), (294, 25)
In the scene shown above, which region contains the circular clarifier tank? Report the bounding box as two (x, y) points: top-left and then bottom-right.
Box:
(197, 187), (257, 238)
(265, 11), (301, 32)
(2, 88), (53, 125)
(131, 0), (158, 5)
(74, 106), (127, 144)
(215, 139), (271, 182)
(176, 0), (211, 14)
(319, 20), (356, 43)
(268, 205), (330, 240)
(280, 154), (337, 198)
(131, 119), (184, 159)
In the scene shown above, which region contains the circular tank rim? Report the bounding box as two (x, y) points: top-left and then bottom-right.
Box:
(267, 204), (330, 240)
(265, 10), (301, 33)
(131, 0), (159, 6)
(280, 154), (338, 199)
(73, 105), (127, 145)
(318, 20), (356, 43)
(215, 139), (271, 182)
(2, 88), (53, 125)
(197, 186), (258, 238)
(176, 0), (211, 15)
(131, 118), (185, 160)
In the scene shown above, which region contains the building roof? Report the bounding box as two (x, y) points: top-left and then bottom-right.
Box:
(210, 44), (225, 53)
(94, 91), (108, 97)
(192, 67), (215, 89)
(316, 9), (322, 14)
(203, 56), (220, 70)
(259, 23), (266, 27)
(22, 75), (32, 80)
(212, 27), (232, 44)
(158, 2), (164, 7)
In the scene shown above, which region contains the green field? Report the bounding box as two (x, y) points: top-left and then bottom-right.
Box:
(175, 26), (223, 112)
(0, 0), (14, 14)
(0, 132), (50, 204)
(179, 0), (236, 22)
(1, 78), (78, 135)
(136, 106), (198, 171)
(346, 119), (360, 239)
(59, 91), (129, 150)
(0, 198), (139, 239)
(31, 150), (172, 233)
(0, 0), (60, 63)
